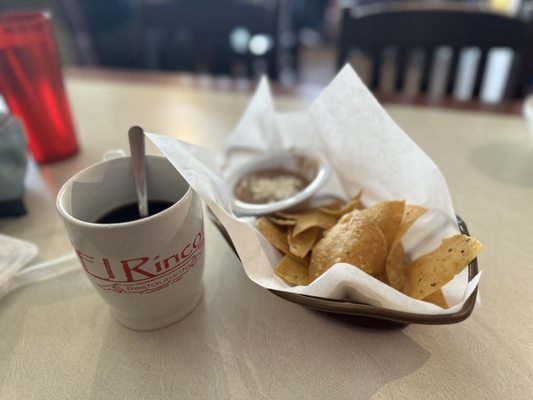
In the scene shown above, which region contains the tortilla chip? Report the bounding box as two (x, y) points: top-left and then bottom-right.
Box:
(267, 216), (296, 226)
(260, 195), (482, 300)
(386, 243), (407, 290)
(318, 201), (343, 213)
(256, 217), (289, 254)
(396, 205), (427, 240)
(385, 204), (427, 291)
(320, 193), (364, 217)
(277, 210), (337, 236)
(423, 289), (448, 308)
(373, 269), (389, 284)
(288, 226), (319, 259)
(275, 254), (310, 285)
(408, 234), (481, 299)
(361, 200), (405, 249)
(275, 211), (297, 220)
(309, 211), (388, 281)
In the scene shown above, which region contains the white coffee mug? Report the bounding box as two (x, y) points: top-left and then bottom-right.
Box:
(57, 155), (204, 330)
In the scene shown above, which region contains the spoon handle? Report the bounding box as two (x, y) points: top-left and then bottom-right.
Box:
(128, 126), (148, 218)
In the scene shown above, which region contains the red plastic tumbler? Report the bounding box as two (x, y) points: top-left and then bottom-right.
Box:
(0, 12), (78, 163)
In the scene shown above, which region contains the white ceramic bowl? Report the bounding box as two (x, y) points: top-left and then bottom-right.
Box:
(227, 149), (332, 216)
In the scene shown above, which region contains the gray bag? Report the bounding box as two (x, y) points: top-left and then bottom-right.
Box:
(0, 114), (27, 218)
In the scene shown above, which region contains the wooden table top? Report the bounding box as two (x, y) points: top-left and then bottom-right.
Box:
(1, 68), (532, 400)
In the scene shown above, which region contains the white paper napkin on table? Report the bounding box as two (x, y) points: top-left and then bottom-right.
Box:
(0, 234), (37, 298)
(0, 234), (78, 299)
(147, 65), (481, 315)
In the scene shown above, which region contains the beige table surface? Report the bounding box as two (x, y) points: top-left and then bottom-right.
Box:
(1, 69), (532, 400)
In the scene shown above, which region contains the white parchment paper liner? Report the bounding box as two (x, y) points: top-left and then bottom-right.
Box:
(147, 65), (481, 315)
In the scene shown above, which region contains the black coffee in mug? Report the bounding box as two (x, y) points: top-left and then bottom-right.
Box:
(96, 200), (173, 224)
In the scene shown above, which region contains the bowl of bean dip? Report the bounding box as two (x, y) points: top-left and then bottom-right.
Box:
(229, 149), (331, 216)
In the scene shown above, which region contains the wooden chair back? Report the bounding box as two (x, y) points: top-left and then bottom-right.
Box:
(337, 4), (533, 101)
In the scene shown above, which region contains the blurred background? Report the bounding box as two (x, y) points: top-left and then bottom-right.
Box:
(1, 0), (532, 105)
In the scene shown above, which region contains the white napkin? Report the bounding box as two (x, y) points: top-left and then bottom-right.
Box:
(147, 65), (481, 315)
(0, 234), (77, 299)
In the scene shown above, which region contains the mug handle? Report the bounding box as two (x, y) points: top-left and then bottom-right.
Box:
(103, 149), (126, 161)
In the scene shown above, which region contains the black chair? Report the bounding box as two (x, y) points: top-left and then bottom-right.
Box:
(140, 0), (280, 79)
(337, 3), (533, 102)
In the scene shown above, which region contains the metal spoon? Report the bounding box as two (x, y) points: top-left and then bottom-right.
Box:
(128, 126), (148, 218)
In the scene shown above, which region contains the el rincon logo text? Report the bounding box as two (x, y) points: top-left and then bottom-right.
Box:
(75, 231), (203, 284)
